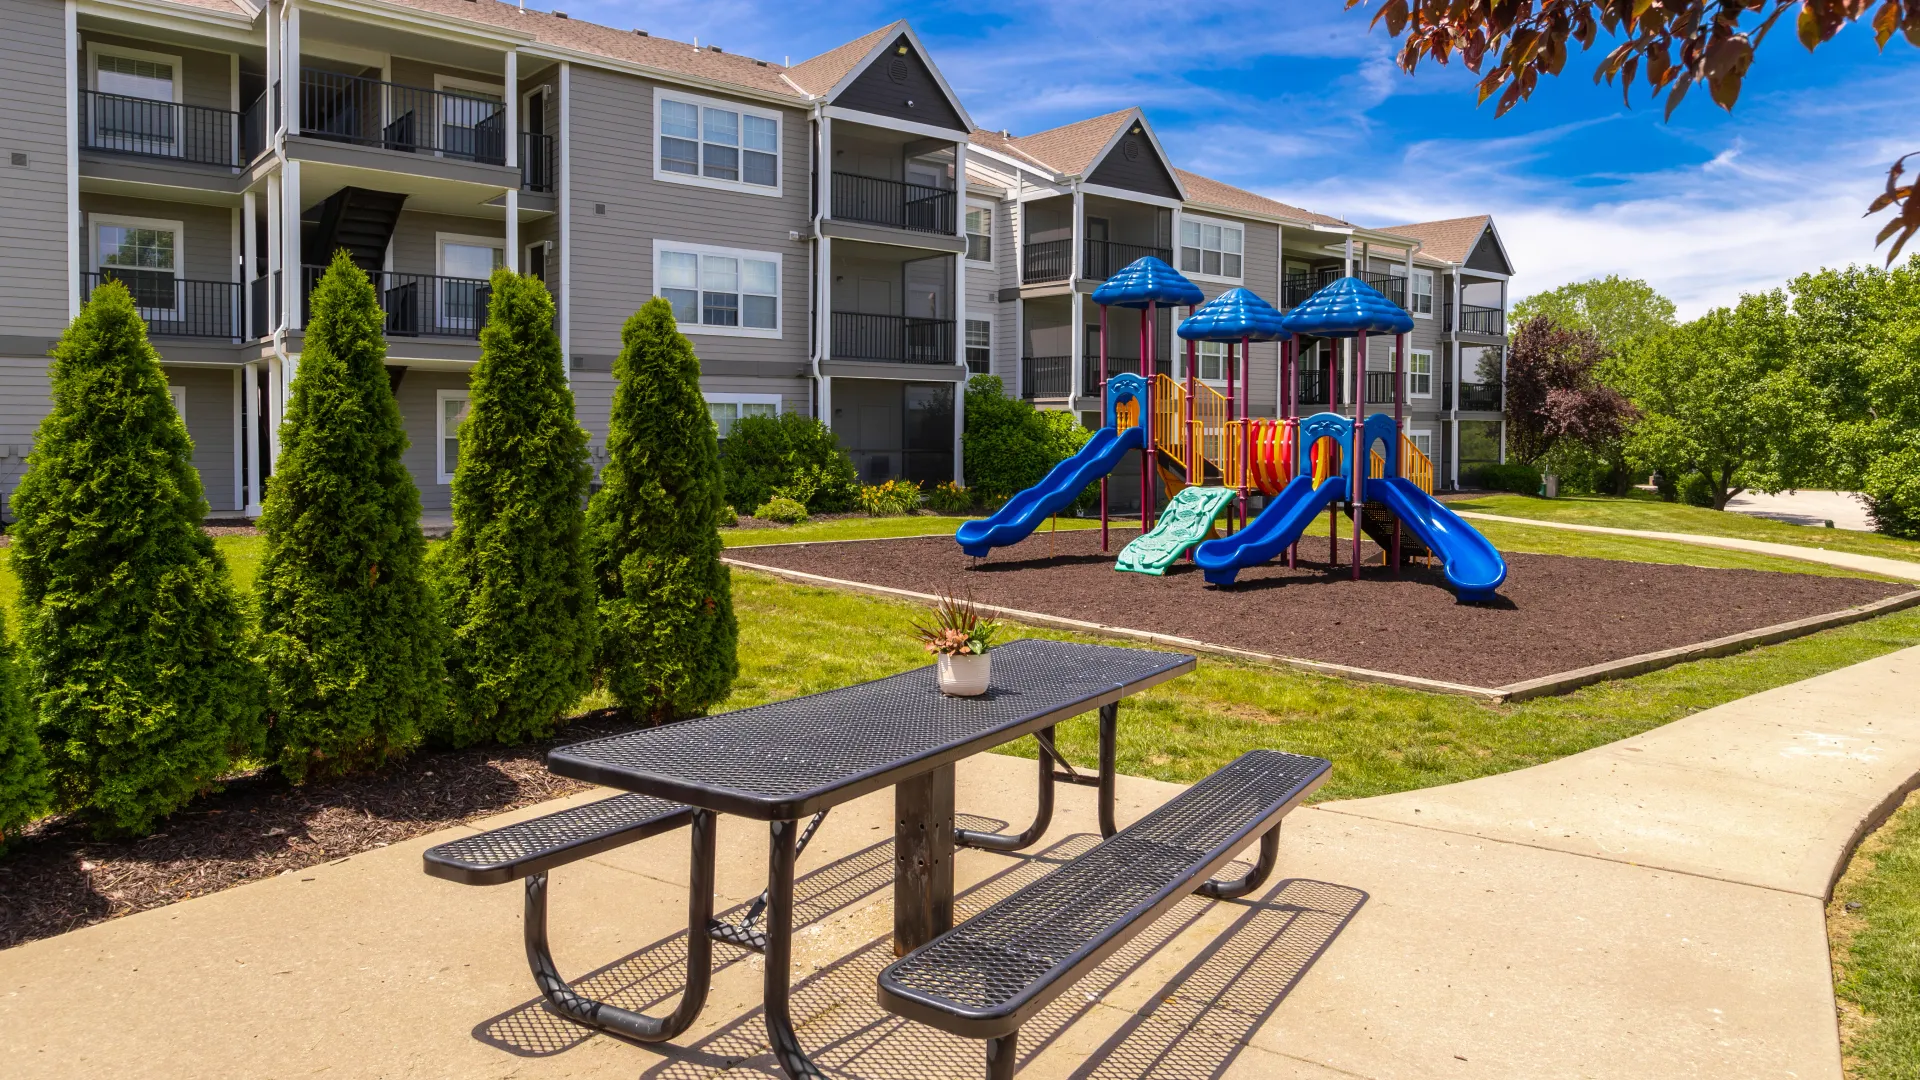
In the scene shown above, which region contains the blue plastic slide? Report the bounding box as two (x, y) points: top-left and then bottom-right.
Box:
(956, 424), (1146, 557)
(1370, 477), (1508, 602)
(1191, 475), (1346, 586)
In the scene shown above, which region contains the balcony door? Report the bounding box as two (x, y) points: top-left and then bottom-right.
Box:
(89, 45), (183, 157)
(433, 76), (504, 163)
(437, 235), (502, 333)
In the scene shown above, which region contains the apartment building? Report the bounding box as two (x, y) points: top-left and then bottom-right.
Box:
(0, 0), (1509, 518)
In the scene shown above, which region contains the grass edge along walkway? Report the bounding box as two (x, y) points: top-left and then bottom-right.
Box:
(727, 569), (1920, 805)
(1829, 787), (1920, 1080)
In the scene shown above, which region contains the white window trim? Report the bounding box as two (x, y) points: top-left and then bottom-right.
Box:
(435, 388), (468, 485)
(964, 201), (994, 267)
(1408, 347), (1434, 399)
(1410, 267), (1435, 319)
(435, 231), (505, 277)
(433, 74), (504, 98)
(1406, 427), (1434, 460)
(705, 392), (782, 439)
(170, 384), (187, 418)
(92, 213), (185, 277)
(651, 86), (783, 198)
(1176, 212), (1246, 285)
(88, 42), (184, 102)
(652, 239), (783, 339)
(965, 314), (993, 373)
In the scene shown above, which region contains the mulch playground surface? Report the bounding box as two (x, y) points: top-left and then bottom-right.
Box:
(731, 529), (1908, 688)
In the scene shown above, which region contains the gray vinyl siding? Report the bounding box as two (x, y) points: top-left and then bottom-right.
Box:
(388, 57), (506, 97)
(393, 367), (472, 513)
(1, 0), (72, 338)
(565, 66), (811, 374)
(701, 374), (810, 418)
(962, 200), (1008, 385)
(0, 357), (51, 506)
(164, 365), (238, 512)
(80, 194), (233, 281)
(388, 211), (504, 276)
(81, 32), (233, 110)
(571, 371), (614, 473)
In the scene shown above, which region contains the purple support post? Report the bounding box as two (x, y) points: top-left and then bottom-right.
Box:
(1352, 331), (1366, 581)
(1185, 338), (1197, 480)
(1139, 307), (1150, 534)
(1100, 303), (1109, 552)
(1286, 334), (1298, 570)
(1328, 336), (1340, 568)
(1237, 334), (1248, 530)
(1392, 331), (1403, 576)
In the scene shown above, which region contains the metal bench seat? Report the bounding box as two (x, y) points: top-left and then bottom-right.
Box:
(877, 749), (1330, 1078)
(423, 793), (693, 885)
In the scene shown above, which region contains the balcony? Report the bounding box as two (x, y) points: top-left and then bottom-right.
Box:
(1021, 355), (1072, 398)
(1457, 381), (1502, 412)
(1297, 369), (1329, 407)
(520, 132), (555, 192)
(830, 173), (956, 235)
(79, 90), (267, 167)
(298, 69), (506, 165)
(1021, 239), (1174, 285)
(1283, 269), (1406, 309)
(1082, 354), (1169, 396)
(1294, 370), (1406, 410)
(83, 271), (244, 338)
(1448, 301), (1505, 336)
(301, 265), (492, 339)
(831, 312), (954, 365)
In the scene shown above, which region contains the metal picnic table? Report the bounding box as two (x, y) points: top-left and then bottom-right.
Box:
(542, 638), (1195, 1079)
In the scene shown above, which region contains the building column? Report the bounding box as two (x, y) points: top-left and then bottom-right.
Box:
(64, 0), (79, 317)
(504, 187), (519, 273)
(556, 61), (571, 376)
(504, 48), (518, 170)
(282, 0), (300, 137)
(281, 159), (301, 329)
(242, 361), (260, 514)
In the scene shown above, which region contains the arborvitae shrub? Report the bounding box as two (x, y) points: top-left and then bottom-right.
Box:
(432, 270), (595, 746)
(587, 298), (737, 721)
(256, 250), (445, 780)
(0, 604), (47, 848)
(11, 280), (262, 836)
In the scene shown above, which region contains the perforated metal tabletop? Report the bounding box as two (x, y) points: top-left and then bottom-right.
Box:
(545, 639), (1195, 819)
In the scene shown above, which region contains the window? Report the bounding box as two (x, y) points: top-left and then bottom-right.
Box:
(170, 384), (187, 418)
(656, 89), (779, 193)
(1178, 216), (1243, 280)
(437, 234), (504, 332)
(434, 76), (504, 160)
(1408, 348), (1433, 397)
(705, 393), (780, 438)
(1407, 429), (1433, 460)
(90, 45), (184, 155)
(94, 216), (181, 312)
(965, 318), (992, 374)
(965, 207), (992, 263)
(1409, 268), (1434, 316)
(437, 390), (469, 484)
(656, 242), (781, 337)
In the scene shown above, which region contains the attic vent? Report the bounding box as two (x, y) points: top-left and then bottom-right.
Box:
(709, 45), (723, 52)
(632, 28), (647, 35)
(1121, 137), (1141, 161)
(553, 9), (567, 16)
(755, 59), (768, 66)
(887, 56), (909, 83)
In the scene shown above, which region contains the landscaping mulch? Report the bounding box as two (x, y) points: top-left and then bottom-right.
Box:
(0, 714), (644, 951)
(730, 530), (1909, 687)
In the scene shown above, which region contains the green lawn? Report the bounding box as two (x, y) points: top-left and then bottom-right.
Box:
(1472, 518), (1900, 581)
(722, 513), (1105, 548)
(1830, 789), (1920, 1080)
(1448, 492), (1920, 565)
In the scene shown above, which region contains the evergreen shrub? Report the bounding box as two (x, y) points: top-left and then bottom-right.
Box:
(753, 496), (809, 523)
(256, 251), (445, 780)
(0, 597), (47, 848)
(719, 413), (856, 512)
(1468, 462), (1543, 495)
(587, 298), (737, 720)
(12, 280), (262, 836)
(432, 270), (595, 747)
(962, 375), (1093, 501)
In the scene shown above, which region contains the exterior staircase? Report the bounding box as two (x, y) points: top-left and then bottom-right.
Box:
(303, 187), (408, 274)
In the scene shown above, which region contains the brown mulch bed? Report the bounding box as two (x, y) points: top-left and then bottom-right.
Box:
(730, 531), (1908, 687)
(0, 714), (644, 951)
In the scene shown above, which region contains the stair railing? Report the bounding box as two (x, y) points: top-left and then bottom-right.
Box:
(1189, 380), (1231, 479)
(1151, 373), (1185, 466)
(1367, 432), (1435, 495)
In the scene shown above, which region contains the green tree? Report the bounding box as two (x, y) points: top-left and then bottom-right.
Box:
(256, 251), (445, 780)
(587, 298), (737, 721)
(1511, 276), (1677, 357)
(1617, 291), (1822, 509)
(12, 281), (262, 836)
(718, 411), (857, 513)
(962, 375), (1091, 501)
(0, 605), (47, 848)
(432, 270), (595, 746)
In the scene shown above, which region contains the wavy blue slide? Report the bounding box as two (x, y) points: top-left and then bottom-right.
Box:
(1191, 475), (1346, 586)
(1369, 477), (1508, 602)
(956, 424), (1146, 557)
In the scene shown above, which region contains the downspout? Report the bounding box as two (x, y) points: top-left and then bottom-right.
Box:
(806, 98), (827, 422)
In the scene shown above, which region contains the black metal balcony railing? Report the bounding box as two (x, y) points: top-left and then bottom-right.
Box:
(1022, 239), (1072, 284)
(1448, 301), (1505, 336)
(830, 173), (956, 234)
(301, 265), (492, 338)
(520, 131), (555, 192)
(1296, 368), (1329, 407)
(83, 271), (244, 338)
(1022, 355), (1072, 398)
(1284, 269), (1339, 308)
(831, 311), (954, 365)
(1082, 240), (1173, 282)
(1362, 274), (1406, 307)
(1458, 381), (1502, 412)
(298, 69), (506, 164)
(1082, 354), (1173, 395)
(1292, 369), (1407, 409)
(79, 90), (268, 167)
(249, 274), (272, 338)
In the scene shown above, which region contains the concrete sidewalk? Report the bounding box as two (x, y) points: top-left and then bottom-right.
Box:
(1459, 509), (1920, 583)
(2, 647), (1916, 1079)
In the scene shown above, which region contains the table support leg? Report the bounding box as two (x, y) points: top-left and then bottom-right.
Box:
(1196, 825), (1282, 900)
(1098, 703), (1119, 838)
(955, 726), (1055, 852)
(986, 1030), (1019, 1080)
(764, 818), (823, 1080)
(894, 763), (955, 956)
(526, 808), (715, 1042)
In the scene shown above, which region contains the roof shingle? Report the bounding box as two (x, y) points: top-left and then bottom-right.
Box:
(782, 22), (898, 95)
(1375, 215), (1491, 264)
(1173, 169), (1348, 227)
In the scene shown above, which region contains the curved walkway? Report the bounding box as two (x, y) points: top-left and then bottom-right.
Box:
(1458, 509), (1920, 582)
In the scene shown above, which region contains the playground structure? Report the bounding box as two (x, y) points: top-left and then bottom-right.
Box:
(955, 258), (1507, 602)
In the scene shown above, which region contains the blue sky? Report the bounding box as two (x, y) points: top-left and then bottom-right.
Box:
(550, 0), (1920, 317)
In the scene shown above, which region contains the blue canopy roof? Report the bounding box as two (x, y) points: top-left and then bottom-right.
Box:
(1090, 257), (1204, 309)
(1277, 276), (1414, 338)
(1176, 287), (1285, 342)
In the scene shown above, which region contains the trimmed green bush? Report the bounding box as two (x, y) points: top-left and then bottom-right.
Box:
(927, 481), (973, 514)
(0, 601), (47, 848)
(1864, 445), (1920, 538)
(12, 280), (262, 836)
(855, 479), (922, 516)
(256, 250), (446, 781)
(1677, 470), (1717, 508)
(1468, 461), (1543, 495)
(753, 496), (809, 523)
(719, 412), (856, 513)
(587, 298), (737, 721)
(961, 374), (1096, 506)
(431, 270), (595, 747)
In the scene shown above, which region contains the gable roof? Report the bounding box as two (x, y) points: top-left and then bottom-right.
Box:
(1376, 215), (1491, 265)
(1010, 108), (1136, 176)
(781, 22), (898, 95)
(1173, 169), (1349, 227)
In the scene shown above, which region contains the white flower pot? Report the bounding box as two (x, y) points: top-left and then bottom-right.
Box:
(936, 652), (991, 697)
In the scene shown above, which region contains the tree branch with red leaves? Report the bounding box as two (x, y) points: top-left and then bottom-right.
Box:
(1348, 0), (1920, 260)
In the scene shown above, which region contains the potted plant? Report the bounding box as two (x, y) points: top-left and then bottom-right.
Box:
(914, 592), (999, 697)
